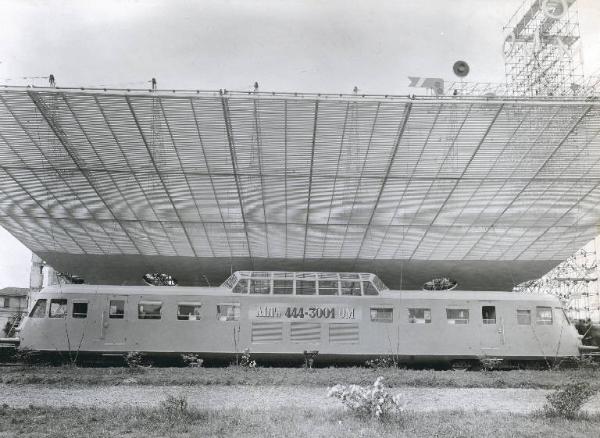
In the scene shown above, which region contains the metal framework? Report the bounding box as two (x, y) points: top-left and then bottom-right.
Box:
(1, 86), (600, 289)
(515, 239), (600, 322)
(503, 0), (583, 96)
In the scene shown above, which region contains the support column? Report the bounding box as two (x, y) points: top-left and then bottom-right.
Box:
(29, 254), (44, 293)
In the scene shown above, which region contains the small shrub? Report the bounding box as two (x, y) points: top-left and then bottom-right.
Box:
(124, 351), (150, 370)
(303, 350), (318, 369)
(159, 394), (190, 421)
(181, 353), (204, 368)
(365, 356), (398, 369)
(12, 348), (37, 365)
(572, 356), (600, 370)
(328, 376), (405, 419)
(479, 357), (503, 372)
(543, 382), (597, 419)
(240, 348), (256, 368)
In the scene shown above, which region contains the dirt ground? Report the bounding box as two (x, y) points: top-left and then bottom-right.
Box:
(2, 384), (599, 414)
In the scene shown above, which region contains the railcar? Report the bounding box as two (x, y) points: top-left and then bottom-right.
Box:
(16, 271), (586, 367)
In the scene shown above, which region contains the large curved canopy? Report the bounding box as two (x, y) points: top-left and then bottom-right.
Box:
(1, 86), (599, 289)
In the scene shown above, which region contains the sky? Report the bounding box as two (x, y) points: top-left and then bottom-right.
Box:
(1, 0), (600, 288)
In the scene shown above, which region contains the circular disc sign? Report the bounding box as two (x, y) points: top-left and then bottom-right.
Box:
(453, 60), (470, 77)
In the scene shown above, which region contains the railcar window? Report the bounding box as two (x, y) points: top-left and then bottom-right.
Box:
(408, 308), (431, 324)
(233, 279), (248, 294)
(372, 276), (389, 292)
(446, 309), (469, 325)
(72, 302), (88, 319)
(250, 279), (271, 294)
(177, 303), (202, 320)
(370, 307), (393, 322)
(318, 280), (338, 295)
(363, 281), (379, 296)
(138, 301), (162, 320)
(536, 307), (553, 325)
(517, 309), (531, 325)
(273, 280), (293, 295)
(29, 299), (47, 318)
(217, 303), (240, 321)
(49, 299), (67, 318)
(482, 306), (496, 324)
(109, 300), (125, 319)
(341, 281), (361, 296)
(296, 280), (316, 295)
(222, 274), (237, 289)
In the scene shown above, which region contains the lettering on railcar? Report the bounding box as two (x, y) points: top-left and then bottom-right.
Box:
(252, 304), (359, 321)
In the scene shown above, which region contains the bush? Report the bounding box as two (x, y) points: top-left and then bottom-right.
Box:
(479, 357), (503, 372)
(543, 382), (597, 418)
(181, 353), (203, 368)
(240, 348), (256, 369)
(12, 349), (37, 365)
(365, 356), (398, 369)
(124, 352), (150, 370)
(571, 356), (600, 370)
(159, 394), (190, 421)
(328, 377), (405, 419)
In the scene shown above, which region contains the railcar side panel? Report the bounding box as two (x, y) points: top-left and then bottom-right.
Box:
(17, 284), (582, 363)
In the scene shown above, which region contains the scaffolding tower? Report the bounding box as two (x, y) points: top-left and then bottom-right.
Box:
(503, 0), (583, 96)
(514, 239), (600, 323)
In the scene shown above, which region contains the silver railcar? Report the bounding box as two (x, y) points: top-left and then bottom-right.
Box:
(17, 271), (584, 366)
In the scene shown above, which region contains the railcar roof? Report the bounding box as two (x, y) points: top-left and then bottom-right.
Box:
(37, 285), (560, 302)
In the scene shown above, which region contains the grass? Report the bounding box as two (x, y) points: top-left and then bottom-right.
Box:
(0, 364), (599, 389)
(0, 405), (599, 438)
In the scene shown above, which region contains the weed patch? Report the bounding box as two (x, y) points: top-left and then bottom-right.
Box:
(543, 382), (597, 419)
(0, 405), (599, 438)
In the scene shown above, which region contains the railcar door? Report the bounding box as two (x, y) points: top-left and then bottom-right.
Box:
(100, 295), (128, 347)
(479, 304), (504, 354)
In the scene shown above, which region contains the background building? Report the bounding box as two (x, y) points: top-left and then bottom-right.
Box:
(0, 287), (28, 337)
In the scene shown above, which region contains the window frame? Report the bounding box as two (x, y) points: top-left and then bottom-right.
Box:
(370, 307), (393, 322)
(536, 306), (553, 325)
(177, 302), (202, 321)
(49, 299), (68, 319)
(362, 281), (379, 296)
(340, 281), (362, 296)
(517, 309), (531, 325)
(3, 297), (9, 308)
(217, 303), (240, 321)
(317, 280), (339, 296)
(446, 308), (469, 325)
(481, 306), (496, 325)
(138, 300), (162, 320)
(72, 301), (88, 319)
(408, 308), (432, 324)
(109, 299), (126, 319)
(29, 299), (47, 318)
(222, 274), (237, 289)
(249, 278), (271, 295)
(273, 279), (294, 295)
(295, 280), (316, 295)
(232, 279), (249, 294)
